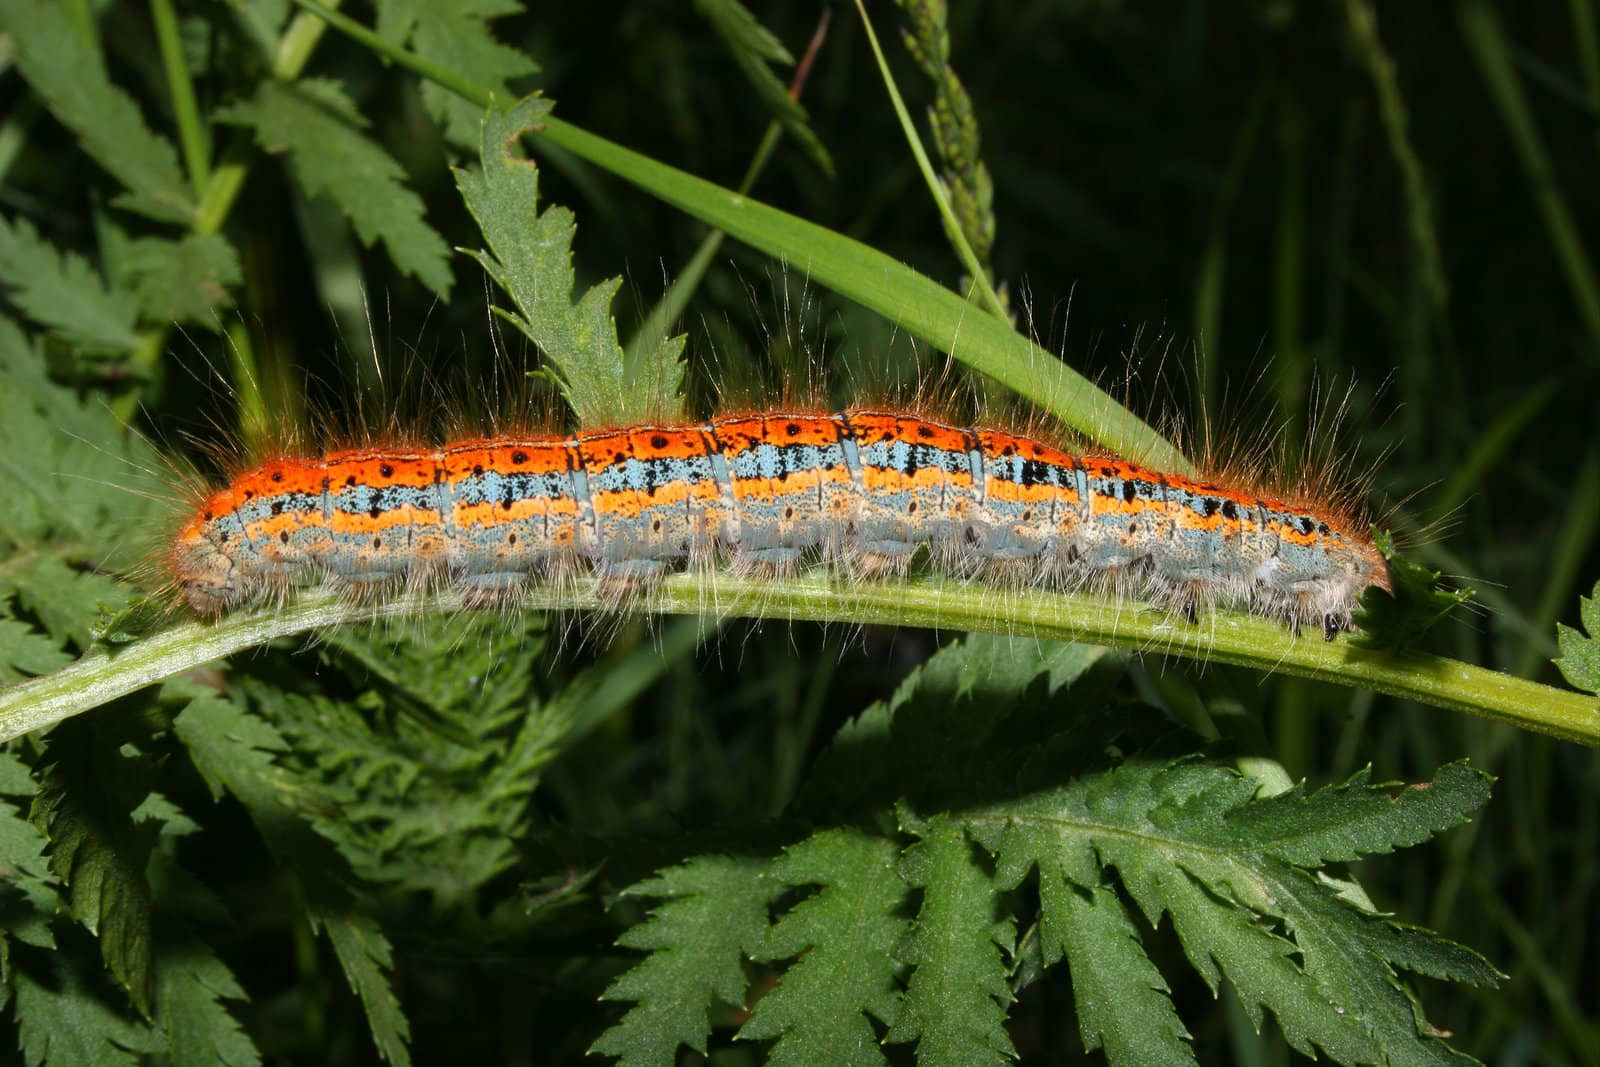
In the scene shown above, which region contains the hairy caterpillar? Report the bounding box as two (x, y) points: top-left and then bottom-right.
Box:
(170, 406), (1388, 638)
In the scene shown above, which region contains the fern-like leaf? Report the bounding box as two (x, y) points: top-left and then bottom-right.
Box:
(11, 947), (161, 1067)
(454, 95), (686, 426)
(245, 615), (561, 904)
(219, 79), (452, 297)
(375, 0), (537, 147)
(590, 854), (779, 1066)
(169, 681), (412, 1066)
(1216, 761), (1495, 866)
(1052, 881), (1193, 1064)
(885, 812), (1015, 1065)
(739, 828), (908, 1065)
(0, 0), (194, 223)
(1354, 530), (1474, 650)
(0, 216), (139, 354)
(1554, 579), (1600, 694)
(0, 754), (57, 953)
(30, 723), (159, 1017)
(116, 234), (241, 326)
(974, 755), (1492, 1063)
(153, 919), (261, 1067)
(0, 316), (165, 648)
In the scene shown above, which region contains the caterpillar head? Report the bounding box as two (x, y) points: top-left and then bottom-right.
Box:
(171, 491), (245, 616)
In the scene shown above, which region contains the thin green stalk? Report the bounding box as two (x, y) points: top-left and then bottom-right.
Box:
(292, 0), (488, 111)
(1, 576), (1595, 746)
(852, 0), (1007, 321)
(149, 0), (210, 196)
(1461, 0), (1600, 349)
(1345, 0), (1448, 309)
(113, 0), (340, 422)
(624, 13), (827, 378)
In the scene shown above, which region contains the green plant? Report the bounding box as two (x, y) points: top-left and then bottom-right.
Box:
(0, 2), (1597, 1064)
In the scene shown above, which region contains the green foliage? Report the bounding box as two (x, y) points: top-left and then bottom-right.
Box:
(171, 681), (411, 1065)
(739, 828), (910, 1064)
(886, 812), (1015, 1065)
(30, 725), (160, 1016)
(0, 215), (140, 355)
(587, 633), (1495, 1065)
(0, 3), (1594, 1064)
(590, 855), (780, 1066)
(0, 316), (164, 650)
(1354, 529), (1476, 651)
(375, 0), (538, 147)
(114, 233), (241, 327)
(219, 79), (453, 298)
(694, 0), (833, 176)
(455, 95), (686, 425)
(11, 948), (161, 1067)
(1554, 580), (1600, 694)
(256, 615), (560, 901)
(0, 0), (194, 224)
(152, 921), (260, 1067)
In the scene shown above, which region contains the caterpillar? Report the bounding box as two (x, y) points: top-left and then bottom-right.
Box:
(170, 407), (1389, 638)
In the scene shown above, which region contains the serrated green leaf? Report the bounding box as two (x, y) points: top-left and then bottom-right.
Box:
(454, 95), (685, 426)
(1554, 579), (1600, 693)
(1053, 882), (1194, 1065)
(739, 828), (908, 1065)
(0, 752), (39, 796)
(0, 781), (59, 951)
(170, 681), (412, 1066)
(590, 854), (779, 1066)
(242, 614), (566, 903)
(694, 0), (833, 176)
(885, 814), (1014, 1066)
(117, 234), (241, 326)
(1353, 529), (1474, 650)
(221, 78), (452, 297)
(0, 611), (73, 685)
(30, 725), (158, 1017)
(0, 0), (194, 224)
(376, 0), (537, 146)
(9, 557), (136, 652)
(154, 919), (261, 1067)
(1114, 852), (1379, 1063)
(1264, 861), (1477, 1065)
(1215, 761), (1492, 867)
(971, 756), (1492, 1065)
(0, 214), (139, 353)
(1332, 902), (1503, 987)
(0, 315), (167, 647)
(12, 947), (162, 1067)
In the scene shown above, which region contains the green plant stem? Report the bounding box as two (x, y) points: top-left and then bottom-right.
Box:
(1345, 0), (1448, 309)
(1, 576), (1595, 746)
(113, 0), (340, 422)
(287, 0), (1188, 473)
(852, 0), (1007, 320)
(149, 0), (210, 197)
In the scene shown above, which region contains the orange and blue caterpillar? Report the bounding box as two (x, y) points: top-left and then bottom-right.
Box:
(171, 408), (1389, 637)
